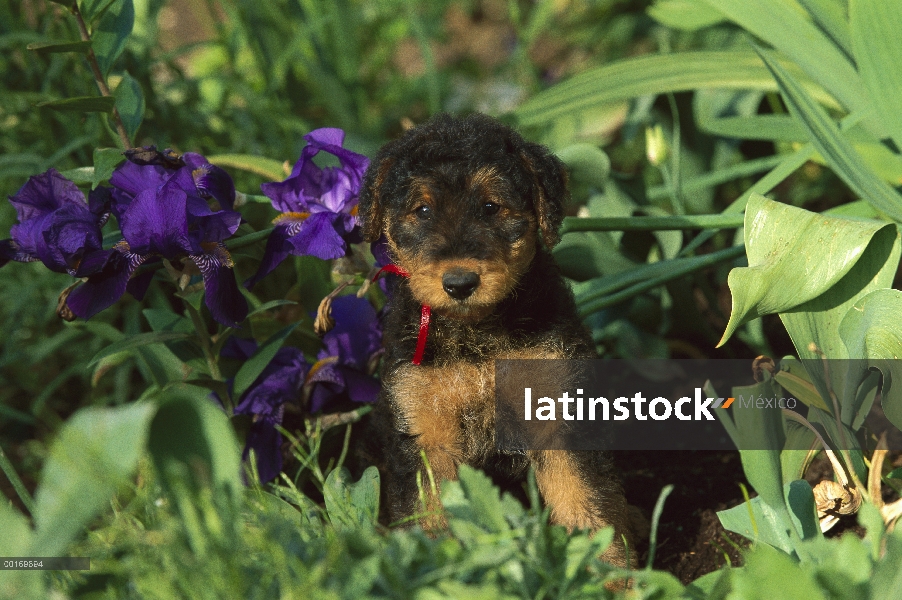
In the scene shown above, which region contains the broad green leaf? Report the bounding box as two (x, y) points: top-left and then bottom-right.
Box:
(87, 331), (191, 367)
(92, 0), (134, 77)
(840, 288), (902, 431)
(147, 389), (242, 499)
(731, 378), (786, 507)
(58, 166), (95, 184)
(780, 420), (819, 484)
(553, 230), (633, 281)
(798, 0), (852, 58)
(729, 543), (828, 599)
(26, 40), (92, 54)
(207, 154), (287, 180)
(37, 95), (116, 113)
(779, 224), (898, 416)
(757, 48), (902, 222)
(718, 493), (794, 554)
(774, 369), (830, 412)
(31, 402), (155, 556)
(514, 51), (836, 128)
(859, 501), (885, 560)
(850, 0), (902, 154)
(701, 0), (865, 114)
(0, 504), (43, 599)
(647, 0), (726, 30)
(719, 194), (896, 346)
(92, 147), (123, 189)
(556, 143), (610, 190)
(133, 343), (197, 386)
(114, 71), (144, 142)
(232, 323), (299, 400)
(718, 479), (820, 555)
(323, 467), (380, 531)
(867, 526), (902, 600)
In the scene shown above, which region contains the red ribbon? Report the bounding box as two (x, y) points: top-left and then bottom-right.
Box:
(373, 264), (430, 365)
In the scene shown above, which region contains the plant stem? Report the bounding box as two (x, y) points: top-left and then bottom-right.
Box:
(578, 245), (746, 316)
(0, 446), (36, 517)
(71, 2), (133, 149)
(560, 213), (745, 235)
(185, 302), (224, 386)
(225, 227), (274, 251)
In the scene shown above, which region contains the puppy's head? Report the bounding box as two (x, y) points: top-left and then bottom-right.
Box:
(359, 114), (568, 320)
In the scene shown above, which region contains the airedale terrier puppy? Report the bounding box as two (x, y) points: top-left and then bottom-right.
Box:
(358, 113), (632, 567)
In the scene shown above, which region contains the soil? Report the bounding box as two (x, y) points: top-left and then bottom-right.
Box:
(617, 450), (750, 583)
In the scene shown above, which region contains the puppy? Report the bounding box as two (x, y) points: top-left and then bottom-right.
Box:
(358, 113), (632, 567)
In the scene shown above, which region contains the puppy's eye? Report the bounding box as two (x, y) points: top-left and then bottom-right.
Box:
(414, 205), (431, 219)
(482, 202), (500, 216)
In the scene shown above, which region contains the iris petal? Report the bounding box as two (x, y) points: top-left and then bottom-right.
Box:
(66, 245), (146, 320)
(288, 212), (347, 260)
(190, 243), (248, 327)
(120, 188), (194, 257)
(244, 223), (294, 289)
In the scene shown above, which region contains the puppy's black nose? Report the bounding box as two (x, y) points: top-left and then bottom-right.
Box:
(442, 271), (480, 300)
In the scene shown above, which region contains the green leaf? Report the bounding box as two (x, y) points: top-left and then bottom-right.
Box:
(147, 389), (242, 499)
(78, 0), (118, 23)
(757, 48), (902, 222)
(552, 230), (634, 281)
(114, 71), (144, 141)
(730, 543), (827, 599)
(207, 154), (287, 180)
(514, 51), (835, 128)
(323, 467), (380, 531)
(0, 504), (43, 599)
(442, 464), (511, 534)
(648, 0), (726, 30)
(850, 0), (902, 153)
(701, 0), (864, 114)
(867, 527), (902, 600)
(798, 0), (852, 57)
(731, 379), (787, 504)
(779, 221), (898, 417)
(556, 143), (610, 189)
(719, 194), (897, 346)
(87, 331), (192, 367)
(37, 95), (116, 113)
(839, 288), (902, 431)
(91, 0), (134, 77)
(26, 40), (92, 54)
(247, 299), (298, 318)
(58, 166), (95, 185)
(718, 479), (820, 556)
(31, 402), (155, 557)
(232, 323), (299, 400)
(92, 147), (123, 188)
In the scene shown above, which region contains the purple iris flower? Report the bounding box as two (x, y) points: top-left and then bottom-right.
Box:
(245, 129), (369, 288)
(307, 295), (382, 413)
(0, 169), (112, 276)
(225, 337), (310, 484)
(67, 149), (249, 327)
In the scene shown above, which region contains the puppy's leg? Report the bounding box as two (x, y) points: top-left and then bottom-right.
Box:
(387, 362), (488, 530)
(530, 449), (633, 568)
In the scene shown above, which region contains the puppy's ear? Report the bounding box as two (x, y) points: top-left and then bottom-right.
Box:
(358, 156), (395, 243)
(519, 144), (569, 249)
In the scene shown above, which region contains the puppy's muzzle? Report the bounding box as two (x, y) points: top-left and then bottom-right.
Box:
(442, 270), (480, 300)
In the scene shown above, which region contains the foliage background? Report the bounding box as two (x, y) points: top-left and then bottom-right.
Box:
(6, 0), (902, 598)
